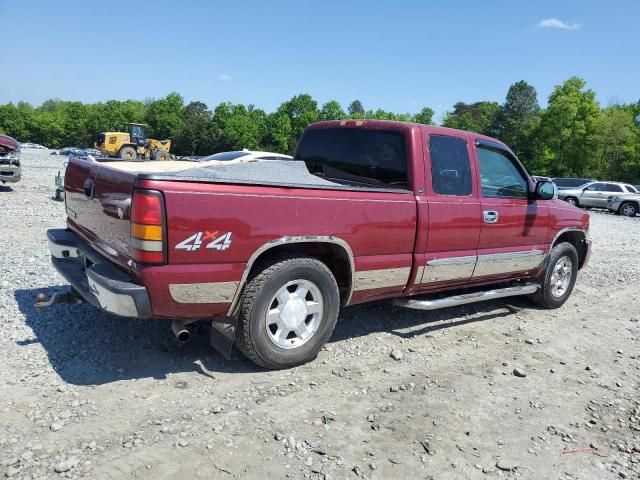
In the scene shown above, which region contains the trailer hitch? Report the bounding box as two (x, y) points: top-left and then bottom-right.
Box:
(35, 289), (84, 310)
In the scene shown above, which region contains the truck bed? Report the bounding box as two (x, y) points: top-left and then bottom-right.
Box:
(105, 158), (409, 193)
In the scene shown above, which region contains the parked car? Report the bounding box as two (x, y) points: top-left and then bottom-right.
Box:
(552, 177), (593, 190)
(0, 134), (22, 184)
(558, 181), (637, 208)
(199, 150), (293, 162)
(59, 147), (82, 156)
(41, 120), (591, 369)
(607, 191), (640, 217)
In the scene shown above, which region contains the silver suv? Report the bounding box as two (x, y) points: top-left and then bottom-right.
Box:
(607, 192), (640, 217)
(558, 181), (638, 208)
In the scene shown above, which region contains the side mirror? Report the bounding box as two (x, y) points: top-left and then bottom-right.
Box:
(535, 180), (556, 200)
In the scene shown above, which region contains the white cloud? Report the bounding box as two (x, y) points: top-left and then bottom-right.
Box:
(218, 74), (232, 81)
(537, 18), (581, 30)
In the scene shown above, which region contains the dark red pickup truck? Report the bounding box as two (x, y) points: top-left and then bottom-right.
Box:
(43, 120), (591, 368)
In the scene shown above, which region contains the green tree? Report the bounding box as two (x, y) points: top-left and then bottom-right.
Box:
(277, 94), (319, 153)
(443, 101), (500, 133)
(593, 105), (639, 181)
(537, 77), (602, 177)
(264, 112), (292, 153)
(173, 101), (217, 156)
(413, 107), (435, 125)
(491, 80), (540, 156)
(144, 92), (184, 140)
(348, 100), (365, 116)
(319, 100), (345, 121)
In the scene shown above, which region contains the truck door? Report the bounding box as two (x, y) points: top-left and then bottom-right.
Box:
(415, 133), (482, 291)
(473, 140), (549, 278)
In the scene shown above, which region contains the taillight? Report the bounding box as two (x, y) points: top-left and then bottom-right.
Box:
(131, 189), (165, 264)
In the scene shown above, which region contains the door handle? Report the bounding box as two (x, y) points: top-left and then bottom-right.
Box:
(483, 210), (499, 224)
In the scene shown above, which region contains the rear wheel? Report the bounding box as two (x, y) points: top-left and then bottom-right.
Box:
(119, 146), (137, 160)
(564, 197), (579, 207)
(619, 202), (638, 217)
(530, 242), (578, 309)
(235, 255), (340, 369)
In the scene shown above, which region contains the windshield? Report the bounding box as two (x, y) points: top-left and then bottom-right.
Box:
(201, 151), (251, 161)
(295, 128), (408, 188)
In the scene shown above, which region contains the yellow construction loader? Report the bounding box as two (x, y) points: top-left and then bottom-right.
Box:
(96, 123), (173, 161)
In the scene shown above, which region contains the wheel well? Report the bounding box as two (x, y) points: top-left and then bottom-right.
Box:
(248, 242), (353, 305)
(620, 200), (639, 210)
(553, 230), (588, 269)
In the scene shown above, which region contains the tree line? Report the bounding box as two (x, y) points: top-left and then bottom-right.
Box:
(1, 76), (639, 182)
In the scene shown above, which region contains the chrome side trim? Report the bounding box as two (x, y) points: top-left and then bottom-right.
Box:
(421, 255), (477, 283)
(473, 250), (545, 277)
(226, 236), (355, 316)
(170, 281), (240, 304)
(353, 267), (411, 292)
(394, 284), (538, 311)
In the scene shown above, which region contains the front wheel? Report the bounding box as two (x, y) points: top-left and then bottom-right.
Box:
(154, 150), (171, 161)
(530, 242), (578, 309)
(619, 202), (638, 217)
(235, 255), (340, 369)
(564, 197), (579, 207)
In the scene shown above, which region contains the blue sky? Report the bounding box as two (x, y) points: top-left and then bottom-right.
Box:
(1, 0), (638, 122)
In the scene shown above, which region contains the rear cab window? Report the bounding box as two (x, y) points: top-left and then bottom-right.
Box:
(295, 128), (408, 188)
(429, 135), (472, 196)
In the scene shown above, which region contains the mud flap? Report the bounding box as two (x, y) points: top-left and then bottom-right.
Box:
(210, 316), (237, 359)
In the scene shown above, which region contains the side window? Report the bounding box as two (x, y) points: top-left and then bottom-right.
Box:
(429, 135), (472, 196)
(606, 183), (623, 193)
(477, 146), (528, 199)
(585, 183), (603, 191)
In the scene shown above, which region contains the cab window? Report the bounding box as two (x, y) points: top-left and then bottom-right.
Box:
(477, 145), (528, 199)
(585, 183), (605, 191)
(429, 135), (472, 196)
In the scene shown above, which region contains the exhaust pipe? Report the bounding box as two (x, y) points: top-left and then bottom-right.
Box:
(171, 320), (192, 344)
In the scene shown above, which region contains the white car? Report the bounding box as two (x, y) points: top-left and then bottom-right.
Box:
(558, 181), (638, 208)
(200, 150), (292, 162)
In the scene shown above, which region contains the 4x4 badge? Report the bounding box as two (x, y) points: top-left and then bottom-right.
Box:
(175, 231), (232, 252)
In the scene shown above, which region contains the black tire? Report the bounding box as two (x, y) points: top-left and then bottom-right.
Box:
(619, 202), (638, 217)
(235, 255), (340, 369)
(564, 197), (579, 207)
(154, 150), (170, 161)
(530, 242), (579, 309)
(119, 146), (137, 160)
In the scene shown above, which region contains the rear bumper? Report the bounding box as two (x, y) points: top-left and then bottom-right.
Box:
(0, 164), (21, 183)
(47, 229), (152, 318)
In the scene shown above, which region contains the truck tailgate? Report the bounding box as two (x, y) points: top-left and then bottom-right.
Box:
(64, 157), (137, 269)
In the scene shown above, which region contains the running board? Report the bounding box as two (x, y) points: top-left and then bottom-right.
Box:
(393, 284), (538, 311)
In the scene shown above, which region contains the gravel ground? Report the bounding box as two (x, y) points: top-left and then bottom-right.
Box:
(1, 150), (639, 480)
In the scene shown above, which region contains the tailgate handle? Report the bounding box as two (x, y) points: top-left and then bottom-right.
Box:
(83, 179), (95, 199)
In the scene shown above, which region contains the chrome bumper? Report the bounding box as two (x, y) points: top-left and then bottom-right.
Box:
(0, 164), (21, 183)
(47, 229), (152, 318)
